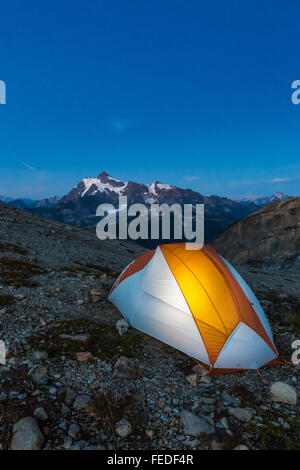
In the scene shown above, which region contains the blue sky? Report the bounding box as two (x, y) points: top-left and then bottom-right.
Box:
(0, 0), (300, 199)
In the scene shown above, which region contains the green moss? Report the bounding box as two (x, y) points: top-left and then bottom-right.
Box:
(0, 242), (28, 255)
(29, 319), (142, 360)
(246, 406), (300, 450)
(0, 294), (14, 306)
(0, 256), (45, 287)
(59, 263), (119, 278)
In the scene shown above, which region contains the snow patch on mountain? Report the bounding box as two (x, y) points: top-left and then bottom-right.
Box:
(81, 177), (127, 197)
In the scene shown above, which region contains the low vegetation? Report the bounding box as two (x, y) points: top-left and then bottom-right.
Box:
(0, 255), (45, 287)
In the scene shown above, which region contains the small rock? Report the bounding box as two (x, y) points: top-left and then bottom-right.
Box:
(59, 421), (68, 430)
(220, 417), (229, 429)
(76, 352), (93, 363)
(65, 388), (77, 406)
(186, 374), (198, 386)
(33, 407), (48, 421)
(113, 356), (141, 380)
(28, 365), (48, 385)
(182, 439), (199, 448)
(116, 319), (129, 336)
(68, 423), (80, 439)
(61, 405), (70, 418)
(234, 445), (249, 450)
(69, 441), (85, 450)
(0, 308), (7, 315)
(73, 394), (92, 410)
(227, 407), (253, 422)
(270, 382), (297, 405)
(90, 290), (103, 303)
(90, 289), (103, 297)
(180, 409), (215, 436)
(115, 418), (132, 438)
(199, 376), (212, 384)
(34, 350), (48, 361)
(0, 392), (7, 401)
(11, 417), (44, 450)
(77, 300), (84, 305)
(221, 391), (241, 407)
(192, 364), (209, 377)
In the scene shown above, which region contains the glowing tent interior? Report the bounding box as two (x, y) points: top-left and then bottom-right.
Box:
(108, 243), (279, 375)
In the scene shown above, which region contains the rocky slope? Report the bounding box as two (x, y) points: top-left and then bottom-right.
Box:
(0, 202), (299, 451)
(213, 197), (300, 270)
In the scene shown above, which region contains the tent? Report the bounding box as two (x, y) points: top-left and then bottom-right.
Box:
(108, 243), (279, 374)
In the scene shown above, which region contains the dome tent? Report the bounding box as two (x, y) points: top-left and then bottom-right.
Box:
(108, 243), (279, 375)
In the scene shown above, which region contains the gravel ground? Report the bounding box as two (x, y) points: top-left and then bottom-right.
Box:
(0, 203), (299, 451)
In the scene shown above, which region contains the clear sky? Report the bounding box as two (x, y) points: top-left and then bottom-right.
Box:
(0, 0), (300, 199)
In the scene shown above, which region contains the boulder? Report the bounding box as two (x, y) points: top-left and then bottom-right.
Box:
(73, 394), (92, 410)
(11, 417), (44, 450)
(27, 365), (48, 385)
(270, 382), (297, 405)
(180, 410), (215, 436)
(227, 407), (253, 422)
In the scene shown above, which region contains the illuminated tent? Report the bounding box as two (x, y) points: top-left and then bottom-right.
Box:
(108, 243), (279, 374)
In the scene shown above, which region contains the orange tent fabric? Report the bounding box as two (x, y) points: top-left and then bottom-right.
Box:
(109, 243), (279, 374)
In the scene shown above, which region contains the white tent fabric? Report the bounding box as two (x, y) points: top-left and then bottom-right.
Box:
(109, 244), (279, 374)
(213, 322), (276, 370)
(109, 247), (210, 364)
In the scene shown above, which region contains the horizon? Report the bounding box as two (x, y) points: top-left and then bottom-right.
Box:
(0, 169), (294, 202)
(1, 1), (300, 199)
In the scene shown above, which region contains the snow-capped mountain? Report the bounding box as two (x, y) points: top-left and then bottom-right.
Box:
(30, 171), (254, 243)
(1, 174), (292, 244)
(237, 192), (290, 207)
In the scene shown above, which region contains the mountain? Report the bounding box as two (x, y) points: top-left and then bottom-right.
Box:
(237, 192), (290, 207)
(34, 196), (61, 208)
(5, 196), (60, 210)
(29, 171), (254, 244)
(7, 198), (37, 209)
(0, 195), (14, 204)
(213, 197), (300, 270)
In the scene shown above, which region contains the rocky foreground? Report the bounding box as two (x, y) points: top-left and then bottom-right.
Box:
(0, 202), (299, 450)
